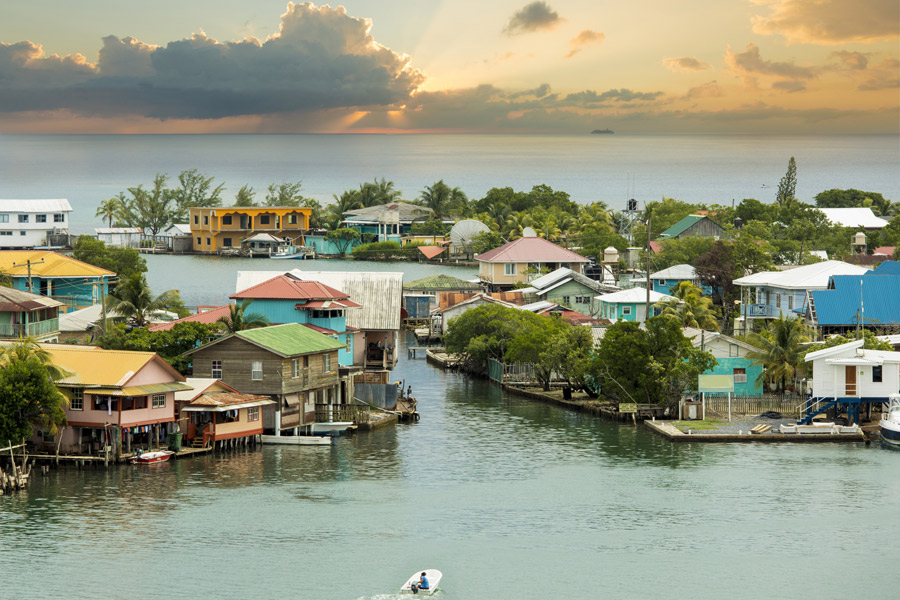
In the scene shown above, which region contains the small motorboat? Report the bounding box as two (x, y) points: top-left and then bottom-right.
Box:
(880, 394), (900, 446)
(271, 244), (307, 259)
(400, 569), (442, 595)
(130, 450), (175, 464)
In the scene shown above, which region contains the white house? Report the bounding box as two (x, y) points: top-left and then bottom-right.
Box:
(818, 207), (889, 231)
(96, 227), (143, 248)
(596, 287), (675, 323)
(804, 339), (900, 423)
(0, 199), (72, 248)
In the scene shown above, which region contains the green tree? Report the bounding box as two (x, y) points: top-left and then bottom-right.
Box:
(72, 235), (147, 281)
(216, 300), (270, 334)
(233, 184), (257, 207)
(694, 241), (740, 330)
(815, 189), (893, 216)
(265, 182), (306, 207)
(735, 198), (776, 224)
(776, 156), (798, 207)
(95, 196), (125, 227)
(106, 273), (182, 327)
(654, 236), (717, 270)
(746, 315), (811, 395)
(470, 231), (504, 255)
(643, 197), (700, 238)
(409, 218), (447, 236)
(97, 322), (220, 375)
(357, 178), (402, 207)
(123, 174), (176, 235)
(325, 227), (362, 256)
(172, 169), (224, 221)
(0, 338), (70, 444)
(445, 304), (533, 367)
(419, 180), (467, 219)
(654, 281), (720, 331)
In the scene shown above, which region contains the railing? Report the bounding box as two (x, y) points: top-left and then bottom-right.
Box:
(746, 304), (775, 317)
(701, 393), (801, 418)
(314, 403), (371, 425)
(0, 319), (59, 338)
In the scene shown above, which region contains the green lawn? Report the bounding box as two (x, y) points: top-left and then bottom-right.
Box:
(673, 419), (725, 431)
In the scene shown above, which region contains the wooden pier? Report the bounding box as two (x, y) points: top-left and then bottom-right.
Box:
(0, 442), (30, 495)
(645, 420), (868, 443)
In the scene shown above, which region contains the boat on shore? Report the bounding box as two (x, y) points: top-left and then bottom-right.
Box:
(400, 569), (442, 595)
(591, 128), (614, 134)
(130, 450), (174, 464)
(880, 395), (900, 446)
(260, 435), (333, 446)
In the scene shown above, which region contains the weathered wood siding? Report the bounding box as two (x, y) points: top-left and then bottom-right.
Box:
(679, 219), (727, 239)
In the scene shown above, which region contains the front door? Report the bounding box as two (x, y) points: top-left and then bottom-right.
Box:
(845, 365), (857, 396)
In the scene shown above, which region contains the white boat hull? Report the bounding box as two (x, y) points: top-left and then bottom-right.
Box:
(310, 421), (353, 434)
(880, 417), (900, 445)
(400, 569), (442, 595)
(261, 435), (333, 446)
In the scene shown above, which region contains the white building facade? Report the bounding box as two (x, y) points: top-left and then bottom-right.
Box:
(0, 199), (72, 248)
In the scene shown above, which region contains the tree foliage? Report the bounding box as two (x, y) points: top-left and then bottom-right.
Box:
(776, 156), (797, 207)
(72, 235), (147, 282)
(97, 322), (220, 375)
(654, 281), (720, 331)
(106, 274), (183, 327)
(325, 227), (362, 256)
(265, 182), (306, 207)
(216, 300), (270, 334)
(746, 315), (811, 395)
(0, 338), (70, 444)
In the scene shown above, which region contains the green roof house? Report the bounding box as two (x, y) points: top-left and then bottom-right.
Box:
(185, 323), (348, 435)
(403, 274), (481, 319)
(658, 214), (727, 241)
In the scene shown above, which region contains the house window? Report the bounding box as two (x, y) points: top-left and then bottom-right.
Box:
(346, 336), (351, 352)
(18, 214), (28, 223)
(36, 214), (47, 223)
(248, 406), (259, 421)
(0, 231), (11, 236)
(729, 343), (739, 357)
(211, 360), (222, 378)
(222, 215), (232, 225)
(658, 279), (666, 286)
(622, 306), (632, 316)
(733, 368), (747, 383)
(54, 214), (65, 223)
(20, 231), (26, 236)
(70, 389), (83, 410)
(251, 360), (263, 380)
(194, 215), (199, 224)
(288, 214), (298, 224)
(775, 294), (781, 308)
(292, 358), (300, 378)
(206, 237), (211, 246)
(788, 295), (794, 310)
(562, 296), (571, 305)
(223, 238), (232, 247)
(873, 365), (883, 383)
(203, 215), (209, 225)
(260, 216), (270, 225)
(152, 394), (166, 408)
(0, 215), (8, 223)
(504, 263), (516, 276)
(196, 237), (201, 245)
(323, 354), (331, 372)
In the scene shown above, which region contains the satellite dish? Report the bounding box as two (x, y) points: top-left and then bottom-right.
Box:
(522, 227), (537, 238)
(450, 219), (490, 257)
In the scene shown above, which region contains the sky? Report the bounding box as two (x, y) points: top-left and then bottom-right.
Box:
(0, 1), (897, 134)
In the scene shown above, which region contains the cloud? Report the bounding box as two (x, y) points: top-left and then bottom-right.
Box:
(684, 81), (723, 99)
(566, 30), (604, 58)
(859, 57), (900, 90)
(829, 50), (869, 70)
(0, 2), (424, 119)
(507, 83), (552, 99)
(503, 2), (562, 35)
(725, 43), (819, 92)
(663, 56), (712, 72)
(751, 0), (899, 45)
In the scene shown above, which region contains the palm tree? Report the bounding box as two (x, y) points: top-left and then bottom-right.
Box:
(504, 212), (533, 239)
(95, 195), (125, 227)
(419, 180), (467, 219)
(654, 281), (719, 331)
(216, 299), (270, 333)
(746, 315), (811, 396)
(106, 274), (180, 328)
(0, 337), (71, 437)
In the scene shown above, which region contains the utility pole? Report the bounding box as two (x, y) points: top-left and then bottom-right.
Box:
(645, 208), (652, 321)
(12, 258), (45, 293)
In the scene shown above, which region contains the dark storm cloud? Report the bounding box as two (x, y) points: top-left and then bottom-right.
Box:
(503, 2), (562, 35)
(0, 3), (423, 119)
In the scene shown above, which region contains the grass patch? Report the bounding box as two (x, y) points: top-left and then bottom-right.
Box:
(673, 419), (725, 431)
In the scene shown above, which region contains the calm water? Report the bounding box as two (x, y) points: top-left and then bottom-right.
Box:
(1, 332), (898, 599)
(1, 134), (898, 235)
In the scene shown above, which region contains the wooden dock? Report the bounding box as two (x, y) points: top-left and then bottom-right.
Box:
(645, 420), (868, 443)
(425, 348), (462, 369)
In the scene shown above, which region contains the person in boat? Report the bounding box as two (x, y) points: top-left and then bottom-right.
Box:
(411, 572), (429, 593)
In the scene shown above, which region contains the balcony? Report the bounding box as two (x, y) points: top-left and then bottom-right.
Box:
(314, 403), (371, 425)
(745, 304), (776, 318)
(0, 318), (60, 339)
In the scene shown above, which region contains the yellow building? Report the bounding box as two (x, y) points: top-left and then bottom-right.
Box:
(189, 206), (313, 253)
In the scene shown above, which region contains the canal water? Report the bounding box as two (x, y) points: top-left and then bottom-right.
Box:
(1, 328), (898, 599)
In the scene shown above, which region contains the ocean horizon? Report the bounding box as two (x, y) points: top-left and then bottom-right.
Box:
(1, 133), (897, 235)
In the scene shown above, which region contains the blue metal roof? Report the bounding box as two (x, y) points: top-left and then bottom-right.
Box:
(870, 260), (900, 276)
(813, 274), (900, 326)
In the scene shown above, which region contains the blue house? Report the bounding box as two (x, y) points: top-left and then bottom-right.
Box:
(649, 264), (711, 296)
(231, 273), (361, 367)
(684, 327), (764, 395)
(809, 262), (900, 335)
(0, 250), (114, 312)
(733, 260), (869, 324)
(596, 287), (674, 323)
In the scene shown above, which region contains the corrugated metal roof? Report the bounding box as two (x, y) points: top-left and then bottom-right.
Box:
(658, 215), (706, 239)
(596, 287), (674, 303)
(175, 378), (235, 402)
(343, 202), (433, 222)
(236, 270), (403, 331)
(96, 227), (142, 234)
(184, 392), (273, 408)
(734, 260), (869, 290)
(813, 274), (900, 326)
(475, 237), (589, 264)
(0, 199), (72, 213)
(871, 260), (900, 276)
(650, 264), (698, 280)
(819, 207), (889, 229)
(40, 344), (185, 387)
(0, 286), (63, 312)
(235, 323), (345, 356)
(148, 305), (231, 332)
(0, 250), (115, 278)
(232, 273), (352, 301)
(403, 274), (480, 291)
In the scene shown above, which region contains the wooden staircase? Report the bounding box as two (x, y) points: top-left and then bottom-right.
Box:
(191, 436), (207, 449)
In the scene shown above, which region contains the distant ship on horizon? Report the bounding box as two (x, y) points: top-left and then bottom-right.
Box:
(591, 128), (614, 134)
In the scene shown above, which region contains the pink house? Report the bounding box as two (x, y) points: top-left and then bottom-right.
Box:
(476, 237), (590, 291)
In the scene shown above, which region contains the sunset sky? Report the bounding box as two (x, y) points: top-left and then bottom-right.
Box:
(1, 1), (897, 134)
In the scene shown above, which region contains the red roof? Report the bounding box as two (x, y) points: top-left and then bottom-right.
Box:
(302, 323), (338, 335)
(148, 305), (231, 332)
(418, 246), (446, 259)
(649, 241), (662, 254)
(231, 273), (352, 301)
(874, 246), (895, 257)
(298, 299), (361, 309)
(475, 237), (589, 264)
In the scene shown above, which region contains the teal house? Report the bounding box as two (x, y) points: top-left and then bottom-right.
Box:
(231, 273), (361, 367)
(520, 267), (618, 318)
(341, 202), (436, 242)
(684, 327), (764, 395)
(304, 234), (362, 256)
(649, 264), (711, 296)
(0, 250), (115, 312)
(596, 287), (674, 323)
